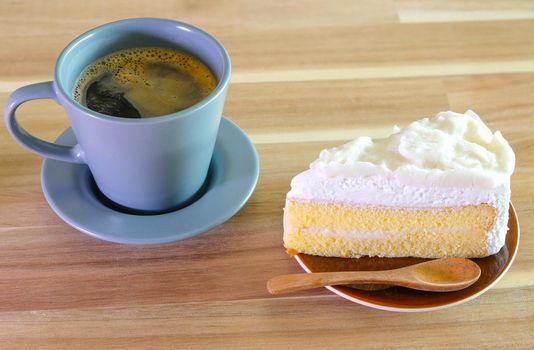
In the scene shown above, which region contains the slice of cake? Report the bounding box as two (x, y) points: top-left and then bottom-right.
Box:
(284, 111), (515, 258)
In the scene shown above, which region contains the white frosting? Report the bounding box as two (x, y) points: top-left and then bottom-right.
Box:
(311, 110), (515, 188)
(287, 169), (509, 208)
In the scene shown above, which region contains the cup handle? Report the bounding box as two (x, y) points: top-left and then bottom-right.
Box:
(4, 81), (85, 164)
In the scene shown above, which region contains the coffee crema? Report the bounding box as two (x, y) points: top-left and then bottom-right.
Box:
(73, 47), (217, 118)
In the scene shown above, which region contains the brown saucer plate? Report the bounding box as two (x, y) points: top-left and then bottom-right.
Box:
(295, 202), (520, 312)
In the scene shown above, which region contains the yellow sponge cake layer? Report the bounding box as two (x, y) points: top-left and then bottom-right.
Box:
(284, 199), (496, 258)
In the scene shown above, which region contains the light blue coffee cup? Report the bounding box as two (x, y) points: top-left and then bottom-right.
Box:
(4, 18), (231, 213)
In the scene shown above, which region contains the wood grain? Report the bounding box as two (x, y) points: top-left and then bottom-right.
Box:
(1, 1), (533, 349)
(396, 0), (534, 23)
(1, 287), (533, 350)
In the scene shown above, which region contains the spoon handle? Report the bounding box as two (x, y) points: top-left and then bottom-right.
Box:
(267, 270), (403, 295)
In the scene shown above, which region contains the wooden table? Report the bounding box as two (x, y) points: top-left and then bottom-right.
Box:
(1, 1), (533, 349)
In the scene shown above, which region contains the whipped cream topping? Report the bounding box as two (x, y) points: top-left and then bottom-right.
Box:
(311, 110), (515, 188)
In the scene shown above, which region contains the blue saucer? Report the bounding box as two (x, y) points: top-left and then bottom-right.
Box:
(41, 117), (259, 244)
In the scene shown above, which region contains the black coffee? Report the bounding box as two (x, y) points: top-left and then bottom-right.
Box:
(73, 47), (217, 118)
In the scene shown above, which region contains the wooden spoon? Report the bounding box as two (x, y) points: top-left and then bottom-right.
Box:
(267, 258), (481, 295)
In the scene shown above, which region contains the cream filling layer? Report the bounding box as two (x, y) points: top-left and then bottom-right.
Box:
(285, 226), (475, 239)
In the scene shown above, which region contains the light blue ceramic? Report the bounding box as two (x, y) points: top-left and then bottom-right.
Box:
(5, 18), (231, 212)
(41, 117), (259, 244)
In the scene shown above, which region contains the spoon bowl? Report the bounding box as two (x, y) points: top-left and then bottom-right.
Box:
(267, 258), (481, 295)
(410, 258), (482, 290)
